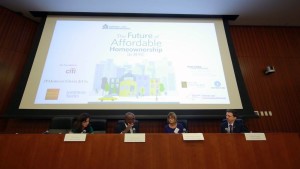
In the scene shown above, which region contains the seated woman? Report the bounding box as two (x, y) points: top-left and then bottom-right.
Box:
(164, 112), (184, 134)
(71, 113), (94, 133)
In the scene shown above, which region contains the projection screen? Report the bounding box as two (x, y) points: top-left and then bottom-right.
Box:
(7, 14), (255, 118)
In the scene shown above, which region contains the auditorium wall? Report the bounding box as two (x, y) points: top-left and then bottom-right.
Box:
(0, 7), (299, 133)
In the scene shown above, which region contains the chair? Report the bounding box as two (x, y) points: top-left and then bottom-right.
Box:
(47, 116), (74, 133)
(177, 119), (188, 131)
(90, 119), (107, 133)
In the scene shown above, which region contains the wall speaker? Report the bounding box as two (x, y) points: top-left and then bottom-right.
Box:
(265, 66), (275, 75)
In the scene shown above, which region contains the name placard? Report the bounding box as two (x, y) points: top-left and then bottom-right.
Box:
(244, 133), (266, 141)
(182, 133), (204, 141)
(64, 134), (87, 142)
(124, 133), (145, 142)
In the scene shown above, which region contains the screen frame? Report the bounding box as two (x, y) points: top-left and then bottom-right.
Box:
(5, 12), (256, 119)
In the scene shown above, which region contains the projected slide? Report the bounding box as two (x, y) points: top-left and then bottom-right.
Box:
(35, 20), (228, 104)
(20, 16), (242, 110)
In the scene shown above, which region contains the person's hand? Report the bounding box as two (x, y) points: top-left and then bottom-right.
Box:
(123, 123), (134, 133)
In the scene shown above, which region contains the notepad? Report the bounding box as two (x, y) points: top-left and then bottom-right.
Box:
(124, 133), (145, 142)
(64, 133), (87, 142)
(244, 133), (266, 141)
(182, 133), (204, 141)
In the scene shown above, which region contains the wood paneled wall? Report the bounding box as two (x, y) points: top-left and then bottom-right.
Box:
(230, 26), (300, 132)
(0, 7), (38, 132)
(0, 7), (38, 111)
(1, 7), (299, 133)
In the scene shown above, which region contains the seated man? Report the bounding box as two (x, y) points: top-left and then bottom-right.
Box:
(115, 112), (139, 134)
(221, 110), (249, 133)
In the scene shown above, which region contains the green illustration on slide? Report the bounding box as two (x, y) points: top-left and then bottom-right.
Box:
(93, 58), (176, 102)
(119, 79), (137, 96)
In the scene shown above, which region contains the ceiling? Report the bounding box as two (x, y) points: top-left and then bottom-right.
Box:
(1, 0), (300, 26)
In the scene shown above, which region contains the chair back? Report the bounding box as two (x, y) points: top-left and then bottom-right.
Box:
(47, 116), (74, 133)
(90, 119), (107, 133)
(49, 116), (74, 129)
(177, 119), (188, 130)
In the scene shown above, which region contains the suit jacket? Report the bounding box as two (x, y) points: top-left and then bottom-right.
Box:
(220, 119), (249, 133)
(115, 121), (139, 133)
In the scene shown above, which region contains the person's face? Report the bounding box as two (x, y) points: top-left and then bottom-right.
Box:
(82, 118), (90, 128)
(168, 115), (176, 124)
(226, 112), (236, 123)
(125, 114), (135, 125)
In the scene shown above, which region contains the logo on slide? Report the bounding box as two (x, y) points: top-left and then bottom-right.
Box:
(212, 81), (225, 89)
(214, 81), (221, 87)
(66, 68), (76, 74)
(102, 24), (130, 30)
(102, 24), (108, 29)
(45, 89), (60, 100)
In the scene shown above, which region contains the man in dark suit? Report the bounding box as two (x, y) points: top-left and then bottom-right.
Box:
(221, 110), (249, 133)
(115, 112), (139, 134)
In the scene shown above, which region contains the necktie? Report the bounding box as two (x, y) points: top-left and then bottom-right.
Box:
(229, 124), (233, 133)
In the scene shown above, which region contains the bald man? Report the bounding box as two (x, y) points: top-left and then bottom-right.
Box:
(115, 112), (139, 133)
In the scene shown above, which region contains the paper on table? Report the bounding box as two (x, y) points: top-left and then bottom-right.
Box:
(182, 133), (204, 141)
(64, 133), (87, 142)
(124, 133), (145, 142)
(244, 133), (266, 141)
